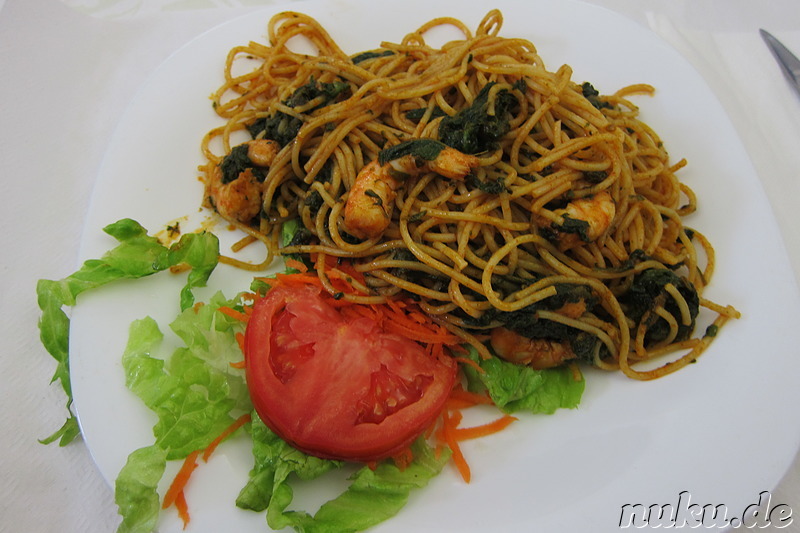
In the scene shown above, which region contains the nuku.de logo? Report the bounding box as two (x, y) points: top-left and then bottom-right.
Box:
(619, 490), (793, 529)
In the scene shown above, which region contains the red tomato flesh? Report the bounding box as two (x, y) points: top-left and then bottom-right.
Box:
(244, 283), (457, 462)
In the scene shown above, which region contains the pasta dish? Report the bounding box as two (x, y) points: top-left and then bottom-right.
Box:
(200, 9), (740, 381)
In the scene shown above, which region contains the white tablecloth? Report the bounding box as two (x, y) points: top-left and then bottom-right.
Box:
(1, 0), (798, 531)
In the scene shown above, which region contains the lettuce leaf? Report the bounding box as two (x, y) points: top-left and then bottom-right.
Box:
(121, 316), (246, 459)
(35, 219), (220, 445)
(115, 293), (252, 530)
(461, 346), (585, 414)
(296, 440), (451, 533)
(115, 445), (168, 533)
(236, 412), (341, 513)
(168, 291), (252, 410)
(237, 413), (451, 533)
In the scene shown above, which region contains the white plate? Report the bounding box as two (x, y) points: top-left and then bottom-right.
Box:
(70, 0), (800, 531)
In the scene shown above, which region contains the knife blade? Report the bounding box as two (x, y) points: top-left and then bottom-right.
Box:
(760, 29), (800, 97)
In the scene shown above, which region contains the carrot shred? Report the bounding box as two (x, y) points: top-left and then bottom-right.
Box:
(453, 356), (486, 374)
(174, 491), (190, 530)
(229, 359), (246, 369)
(162, 414), (252, 526)
(452, 415), (517, 441)
(448, 386), (493, 406)
(391, 447), (414, 471)
(162, 450), (200, 510)
(383, 319), (459, 345)
(234, 331), (246, 353)
(217, 306), (249, 323)
(441, 410), (471, 483)
(268, 272), (323, 288)
(284, 258), (308, 273)
(202, 413), (252, 462)
(312, 254), (367, 286)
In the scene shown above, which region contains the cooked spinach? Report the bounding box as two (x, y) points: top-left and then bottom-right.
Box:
(580, 82), (613, 110)
(583, 170), (608, 184)
(389, 248), (448, 291)
(219, 144), (252, 184)
(512, 78), (527, 93)
(247, 78), (349, 146)
(464, 284), (601, 362)
(438, 82), (518, 154)
(378, 139), (447, 165)
(405, 107), (448, 121)
(351, 49), (395, 64)
(598, 248), (651, 274)
(620, 268), (699, 344)
(466, 173), (507, 194)
(389, 248), (419, 282)
(540, 214), (591, 245)
(303, 162), (333, 216)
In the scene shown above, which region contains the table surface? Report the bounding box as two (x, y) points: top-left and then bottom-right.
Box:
(1, 0), (799, 531)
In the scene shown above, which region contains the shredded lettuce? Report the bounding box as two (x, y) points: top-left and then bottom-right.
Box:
(115, 445), (168, 533)
(238, 413), (450, 533)
(461, 345), (585, 414)
(122, 314), (247, 460)
(114, 291), (252, 531)
(36, 218), (220, 445)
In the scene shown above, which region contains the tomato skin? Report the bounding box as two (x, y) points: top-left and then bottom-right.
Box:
(244, 283), (457, 462)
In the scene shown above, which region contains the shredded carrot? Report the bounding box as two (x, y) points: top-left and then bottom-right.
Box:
(379, 301), (461, 345)
(162, 450), (200, 510)
(408, 310), (428, 324)
(284, 258), (308, 273)
(453, 356), (486, 374)
(440, 410), (470, 483)
(269, 272), (322, 287)
(339, 303), (379, 323)
(202, 413), (252, 462)
(384, 319), (459, 345)
(162, 414), (252, 526)
(391, 447), (415, 471)
(426, 342), (446, 361)
(431, 384), (518, 483)
(452, 415), (517, 441)
(234, 331), (246, 353)
(448, 385), (493, 406)
(217, 306), (249, 323)
(230, 330), (246, 367)
(174, 491), (190, 530)
(311, 253), (366, 285)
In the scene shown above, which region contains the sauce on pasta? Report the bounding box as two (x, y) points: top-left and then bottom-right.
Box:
(200, 9), (740, 380)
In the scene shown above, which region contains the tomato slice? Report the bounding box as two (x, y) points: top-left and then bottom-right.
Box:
(244, 283), (457, 462)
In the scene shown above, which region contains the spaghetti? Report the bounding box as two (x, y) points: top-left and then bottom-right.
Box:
(199, 9), (739, 380)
